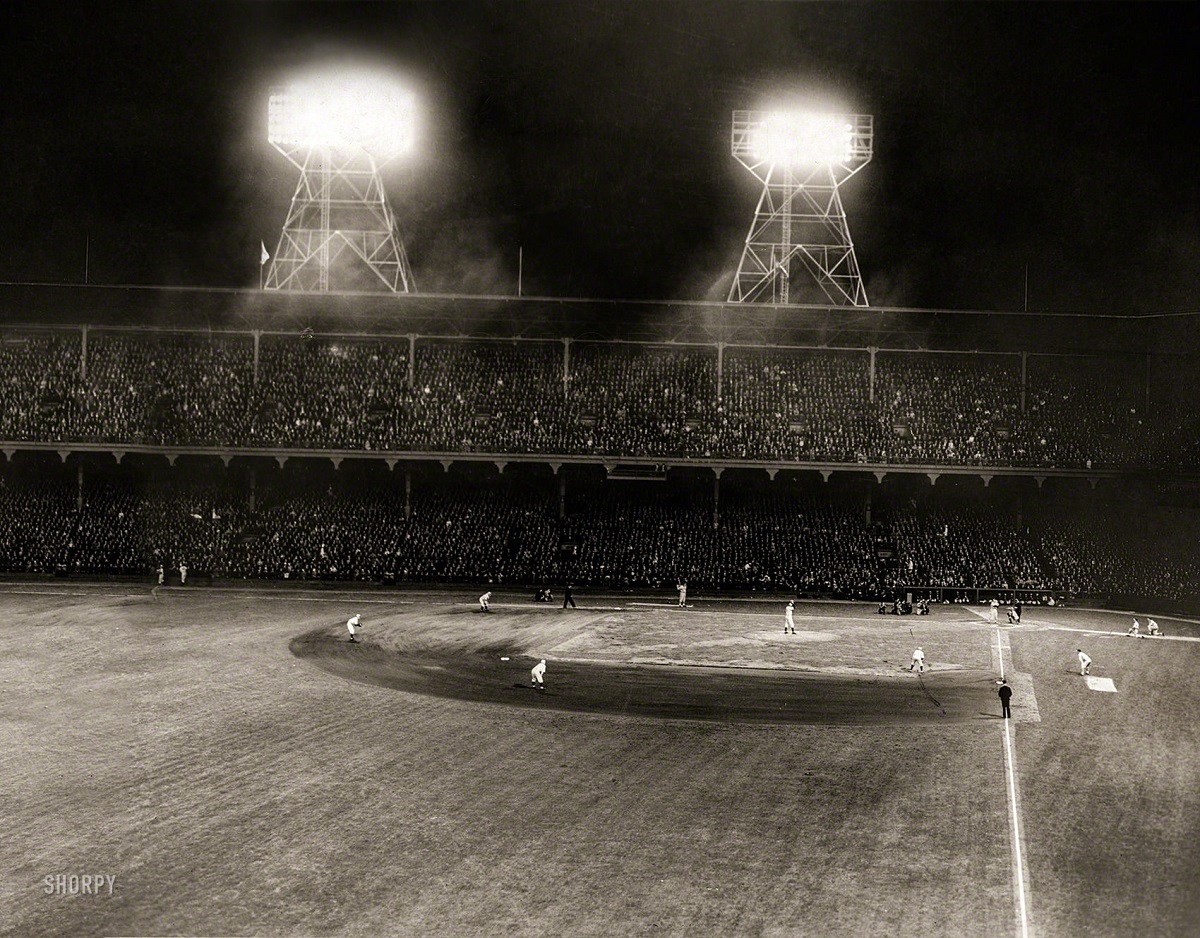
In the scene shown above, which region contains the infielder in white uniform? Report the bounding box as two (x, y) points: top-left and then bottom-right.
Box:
(479, 592), (492, 613)
(909, 647), (926, 672)
(784, 600), (796, 634)
(1078, 649), (1091, 675)
(346, 613), (362, 643)
(531, 659), (546, 690)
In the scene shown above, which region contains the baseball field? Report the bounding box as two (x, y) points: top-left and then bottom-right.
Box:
(2, 584), (1197, 937)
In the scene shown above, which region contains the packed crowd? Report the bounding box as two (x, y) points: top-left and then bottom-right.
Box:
(566, 344), (718, 457)
(1, 329), (1198, 470)
(716, 350), (872, 462)
(245, 337), (411, 449)
(1031, 502), (1200, 598)
(882, 501), (1042, 592)
(4, 461), (1199, 604)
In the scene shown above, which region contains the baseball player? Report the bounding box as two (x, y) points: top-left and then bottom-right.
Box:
(479, 591), (492, 613)
(1147, 619), (1161, 636)
(1126, 618), (1141, 637)
(784, 600), (796, 634)
(909, 647), (926, 672)
(676, 580), (688, 607)
(1078, 649), (1092, 675)
(346, 613), (362, 643)
(531, 659), (547, 690)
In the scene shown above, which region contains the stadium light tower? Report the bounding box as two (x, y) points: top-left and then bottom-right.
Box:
(728, 110), (873, 307)
(265, 72), (417, 293)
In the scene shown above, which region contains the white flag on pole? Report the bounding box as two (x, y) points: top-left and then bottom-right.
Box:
(260, 241), (270, 266)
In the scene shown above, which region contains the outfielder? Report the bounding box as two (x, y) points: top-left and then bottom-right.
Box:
(531, 659), (547, 690)
(1147, 619), (1161, 636)
(347, 613), (362, 643)
(1126, 618), (1141, 637)
(784, 600), (796, 634)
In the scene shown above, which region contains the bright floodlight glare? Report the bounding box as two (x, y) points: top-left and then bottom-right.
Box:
(750, 112), (853, 166)
(268, 75), (415, 161)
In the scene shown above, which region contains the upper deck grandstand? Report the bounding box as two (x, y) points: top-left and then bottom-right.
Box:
(1, 282), (1199, 468)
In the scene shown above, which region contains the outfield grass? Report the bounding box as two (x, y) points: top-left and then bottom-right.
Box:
(1, 586), (1196, 937)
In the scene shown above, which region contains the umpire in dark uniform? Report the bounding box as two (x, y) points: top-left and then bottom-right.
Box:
(562, 584), (576, 609)
(998, 679), (1013, 719)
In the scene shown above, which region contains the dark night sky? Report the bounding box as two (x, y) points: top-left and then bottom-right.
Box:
(1, 1), (1198, 313)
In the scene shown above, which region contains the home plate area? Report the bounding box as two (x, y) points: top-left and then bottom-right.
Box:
(1086, 676), (1118, 693)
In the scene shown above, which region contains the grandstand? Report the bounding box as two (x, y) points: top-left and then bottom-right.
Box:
(3, 281), (1200, 611)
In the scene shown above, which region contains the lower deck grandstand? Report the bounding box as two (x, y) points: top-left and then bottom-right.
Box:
(4, 454), (1200, 610)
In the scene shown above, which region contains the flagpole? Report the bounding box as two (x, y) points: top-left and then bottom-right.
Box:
(518, 246), (523, 297)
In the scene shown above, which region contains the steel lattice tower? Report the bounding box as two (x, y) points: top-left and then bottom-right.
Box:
(728, 111), (873, 307)
(265, 83), (416, 294)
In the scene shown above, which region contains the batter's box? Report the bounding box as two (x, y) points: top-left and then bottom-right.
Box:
(1085, 676), (1117, 693)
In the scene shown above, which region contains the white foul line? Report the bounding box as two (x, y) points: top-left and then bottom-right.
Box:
(996, 628), (1031, 938)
